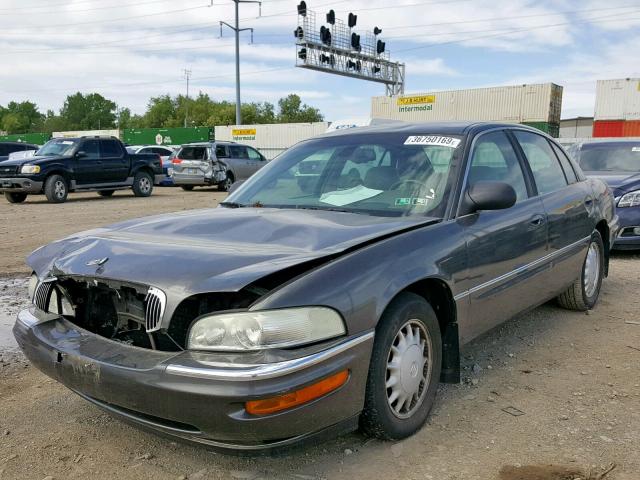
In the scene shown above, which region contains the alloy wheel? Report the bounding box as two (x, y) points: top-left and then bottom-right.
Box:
(583, 242), (601, 298)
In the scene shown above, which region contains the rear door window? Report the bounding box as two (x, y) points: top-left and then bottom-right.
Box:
(513, 131), (568, 195)
(100, 139), (123, 158)
(229, 145), (249, 159)
(179, 146), (208, 160)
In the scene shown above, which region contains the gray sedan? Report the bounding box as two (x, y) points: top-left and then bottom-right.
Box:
(14, 122), (617, 452)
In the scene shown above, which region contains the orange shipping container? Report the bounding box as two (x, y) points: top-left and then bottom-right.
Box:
(622, 120), (640, 136)
(593, 120), (624, 137)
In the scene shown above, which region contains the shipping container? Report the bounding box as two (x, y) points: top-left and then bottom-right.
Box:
(371, 83), (563, 126)
(52, 129), (120, 139)
(122, 127), (213, 147)
(622, 120), (640, 137)
(559, 117), (593, 139)
(593, 120), (625, 137)
(594, 78), (640, 121)
(214, 122), (329, 159)
(0, 132), (51, 145)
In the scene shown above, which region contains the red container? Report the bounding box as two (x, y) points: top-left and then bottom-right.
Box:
(622, 120), (640, 137)
(593, 120), (624, 137)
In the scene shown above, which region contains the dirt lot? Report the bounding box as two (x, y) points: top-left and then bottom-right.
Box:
(1, 188), (639, 480)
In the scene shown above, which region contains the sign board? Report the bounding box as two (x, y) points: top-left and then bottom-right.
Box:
(232, 128), (257, 141)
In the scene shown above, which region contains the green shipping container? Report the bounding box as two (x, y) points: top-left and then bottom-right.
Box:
(0, 132), (52, 145)
(521, 122), (560, 138)
(122, 127), (213, 147)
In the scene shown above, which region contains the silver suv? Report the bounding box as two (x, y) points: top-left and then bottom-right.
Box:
(170, 141), (267, 191)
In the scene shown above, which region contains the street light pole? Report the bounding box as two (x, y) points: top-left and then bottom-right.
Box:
(183, 68), (192, 128)
(220, 0), (261, 126)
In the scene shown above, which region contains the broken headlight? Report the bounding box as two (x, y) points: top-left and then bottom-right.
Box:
(187, 307), (346, 352)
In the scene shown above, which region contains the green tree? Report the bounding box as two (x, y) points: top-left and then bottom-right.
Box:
(139, 95), (178, 128)
(42, 109), (68, 133)
(0, 101), (44, 133)
(59, 92), (117, 130)
(276, 94), (323, 123)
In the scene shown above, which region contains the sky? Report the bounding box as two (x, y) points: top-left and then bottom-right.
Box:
(1, 0), (639, 122)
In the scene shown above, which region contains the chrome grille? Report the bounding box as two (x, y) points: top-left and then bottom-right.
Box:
(145, 287), (166, 333)
(34, 281), (54, 311)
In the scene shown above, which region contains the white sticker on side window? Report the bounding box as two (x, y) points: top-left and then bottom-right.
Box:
(404, 136), (461, 148)
(632, 147), (640, 152)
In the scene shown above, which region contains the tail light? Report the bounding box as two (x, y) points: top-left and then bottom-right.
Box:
(172, 158), (183, 164)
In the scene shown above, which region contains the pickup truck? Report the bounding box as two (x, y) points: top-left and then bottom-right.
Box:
(0, 136), (163, 204)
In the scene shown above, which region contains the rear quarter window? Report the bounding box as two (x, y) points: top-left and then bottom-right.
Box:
(179, 146), (208, 160)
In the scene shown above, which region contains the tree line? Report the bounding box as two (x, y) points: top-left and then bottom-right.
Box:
(0, 92), (324, 134)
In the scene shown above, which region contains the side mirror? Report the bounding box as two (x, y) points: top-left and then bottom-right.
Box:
(76, 151), (87, 158)
(461, 181), (516, 215)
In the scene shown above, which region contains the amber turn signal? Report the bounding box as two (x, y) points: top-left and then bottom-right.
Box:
(246, 370), (349, 415)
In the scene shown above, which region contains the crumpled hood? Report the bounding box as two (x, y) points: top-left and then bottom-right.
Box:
(586, 171), (640, 197)
(28, 207), (437, 295)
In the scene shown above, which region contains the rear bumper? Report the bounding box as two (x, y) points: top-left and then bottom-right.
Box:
(0, 177), (43, 193)
(13, 308), (373, 452)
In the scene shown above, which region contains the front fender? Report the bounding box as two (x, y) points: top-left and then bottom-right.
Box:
(251, 220), (467, 335)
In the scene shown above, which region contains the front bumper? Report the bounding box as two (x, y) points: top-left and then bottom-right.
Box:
(13, 308), (373, 452)
(0, 177), (43, 193)
(613, 207), (640, 250)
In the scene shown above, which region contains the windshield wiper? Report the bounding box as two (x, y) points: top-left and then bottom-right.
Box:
(293, 205), (354, 213)
(219, 201), (245, 208)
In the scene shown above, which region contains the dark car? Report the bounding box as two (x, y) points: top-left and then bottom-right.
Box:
(0, 136), (163, 203)
(14, 123), (617, 452)
(0, 141), (39, 162)
(568, 140), (640, 250)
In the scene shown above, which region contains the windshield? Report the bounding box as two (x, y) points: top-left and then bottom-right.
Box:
(577, 143), (640, 172)
(36, 139), (79, 156)
(225, 132), (463, 217)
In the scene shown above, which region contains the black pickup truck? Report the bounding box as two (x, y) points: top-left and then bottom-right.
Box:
(0, 137), (163, 204)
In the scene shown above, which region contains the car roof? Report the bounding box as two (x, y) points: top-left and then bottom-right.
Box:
(579, 140), (640, 148)
(179, 141), (237, 147)
(317, 121), (545, 139)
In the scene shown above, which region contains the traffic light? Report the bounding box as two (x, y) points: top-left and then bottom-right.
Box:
(294, 26), (304, 39)
(351, 33), (361, 51)
(348, 13), (357, 28)
(373, 65), (381, 74)
(376, 40), (386, 54)
(320, 54), (335, 66)
(298, 48), (307, 60)
(374, 27), (382, 36)
(297, 1), (307, 16)
(347, 60), (362, 71)
(326, 9), (335, 25)
(320, 26), (332, 45)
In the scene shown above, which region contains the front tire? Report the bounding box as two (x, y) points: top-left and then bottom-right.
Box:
(4, 192), (27, 203)
(219, 172), (234, 192)
(557, 231), (604, 311)
(360, 292), (442, 440)
(132, 171), (153, 197)
(44, 175), (68, 203)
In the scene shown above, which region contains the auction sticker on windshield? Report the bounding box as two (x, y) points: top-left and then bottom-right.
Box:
(404, 136), (461, 148)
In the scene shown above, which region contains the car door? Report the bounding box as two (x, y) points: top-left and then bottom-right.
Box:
(74, 139), (101, 185)
(511, 130), (593, 298)
(246, 147), (267, 176)
(99, 139), (129, 183)
(227, 145), (251, 180)
(459, 129), (548, 340)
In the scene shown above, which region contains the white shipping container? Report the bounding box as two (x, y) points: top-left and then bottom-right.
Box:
(214, 122), (329, 159)
(371, 83), (562, 124)
(52, 129), (120, 138)
(559, 117), (593, 139)
(594, 78), (640, 121)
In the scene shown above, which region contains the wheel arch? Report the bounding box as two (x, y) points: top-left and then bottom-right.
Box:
(594, 219), (610, 277)
(384, 277), (460, 384)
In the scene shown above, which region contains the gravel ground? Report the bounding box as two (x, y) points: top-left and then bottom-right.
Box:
(1, 188), (639, 480)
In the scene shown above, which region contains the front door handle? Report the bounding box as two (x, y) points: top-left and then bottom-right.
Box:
(530, 215), (545, 228)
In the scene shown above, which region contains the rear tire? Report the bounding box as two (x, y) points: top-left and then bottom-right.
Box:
(557, 231), (604, 311)
(132, 171), (153, 197)
(360, 292), (442, 440)
(180, 185), (194, 191)
(4, 192), (27, 203)
(97, 190), (114, 197)
(44, 175), (68, 203)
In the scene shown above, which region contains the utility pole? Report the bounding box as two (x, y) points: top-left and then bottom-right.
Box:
(183, 68), (192, 128)
(220, 0), (261, 125)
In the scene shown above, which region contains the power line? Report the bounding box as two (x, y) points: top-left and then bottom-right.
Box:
(0, 0), (213, 15)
